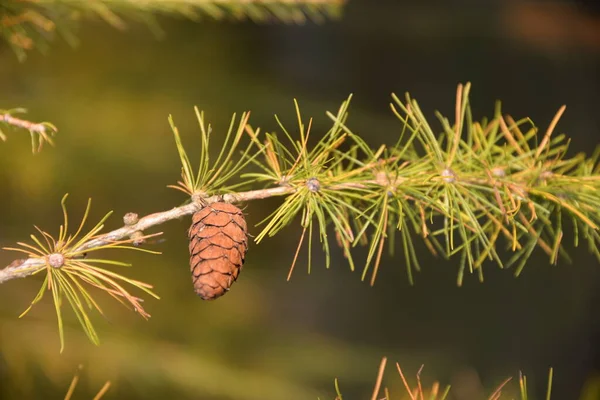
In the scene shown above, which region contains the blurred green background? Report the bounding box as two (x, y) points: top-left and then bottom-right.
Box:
(1, 1), (600, 398)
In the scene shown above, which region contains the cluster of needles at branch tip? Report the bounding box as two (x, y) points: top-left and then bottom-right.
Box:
(3, 194), (161, 352)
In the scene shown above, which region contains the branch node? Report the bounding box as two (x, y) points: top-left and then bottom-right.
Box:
(375, 171), (389, 186)
(278, 175), (291, 186)
(306, 177), (321, 192)
(123, 212), (139, 226)
(124, 213), (145, 244)
(375, 171), (397, 196)
(540, 170), (554, 181)
(491, 167), (506, 178)
(191, 192), (209, 206)
(441, 168), (456, 183)
(47, 253), (65, 269)
(130, 231), (145, 246)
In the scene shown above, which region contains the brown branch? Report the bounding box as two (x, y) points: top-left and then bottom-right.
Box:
(0, 186), (293, 284)
(0, 113), (52, 134)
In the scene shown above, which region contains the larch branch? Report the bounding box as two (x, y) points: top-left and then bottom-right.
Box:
(0, 186), (294, 284)
(0, 113), (52, 135)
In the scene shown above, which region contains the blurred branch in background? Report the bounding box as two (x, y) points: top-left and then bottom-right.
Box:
(0, 0), (346, 61)
(0, 108), (56, 152)
(64, 365), (110, 400)
(333, 357), (554, 400)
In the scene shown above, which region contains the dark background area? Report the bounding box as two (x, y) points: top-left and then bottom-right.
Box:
(1, 0), (599, 398)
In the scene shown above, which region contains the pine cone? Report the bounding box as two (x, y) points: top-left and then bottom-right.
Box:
(188, 202), (248, 300)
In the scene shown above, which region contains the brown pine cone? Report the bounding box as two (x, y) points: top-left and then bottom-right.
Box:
(188, 202), (248, 300)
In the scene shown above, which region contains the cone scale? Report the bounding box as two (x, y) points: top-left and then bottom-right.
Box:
(188, 202), (248, 300)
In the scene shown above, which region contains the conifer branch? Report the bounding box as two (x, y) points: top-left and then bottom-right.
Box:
(0, 108), (57, 152)
(331, 357), (554, 399)
(2, 84), (599, 349)
(3, 83), (600, 287)
(64, 365), (111, 400)
(1, 0), (346, 60)
(0, 186), (292, 284)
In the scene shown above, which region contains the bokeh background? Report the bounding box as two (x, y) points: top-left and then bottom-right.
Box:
(1, 0), (600, 398)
